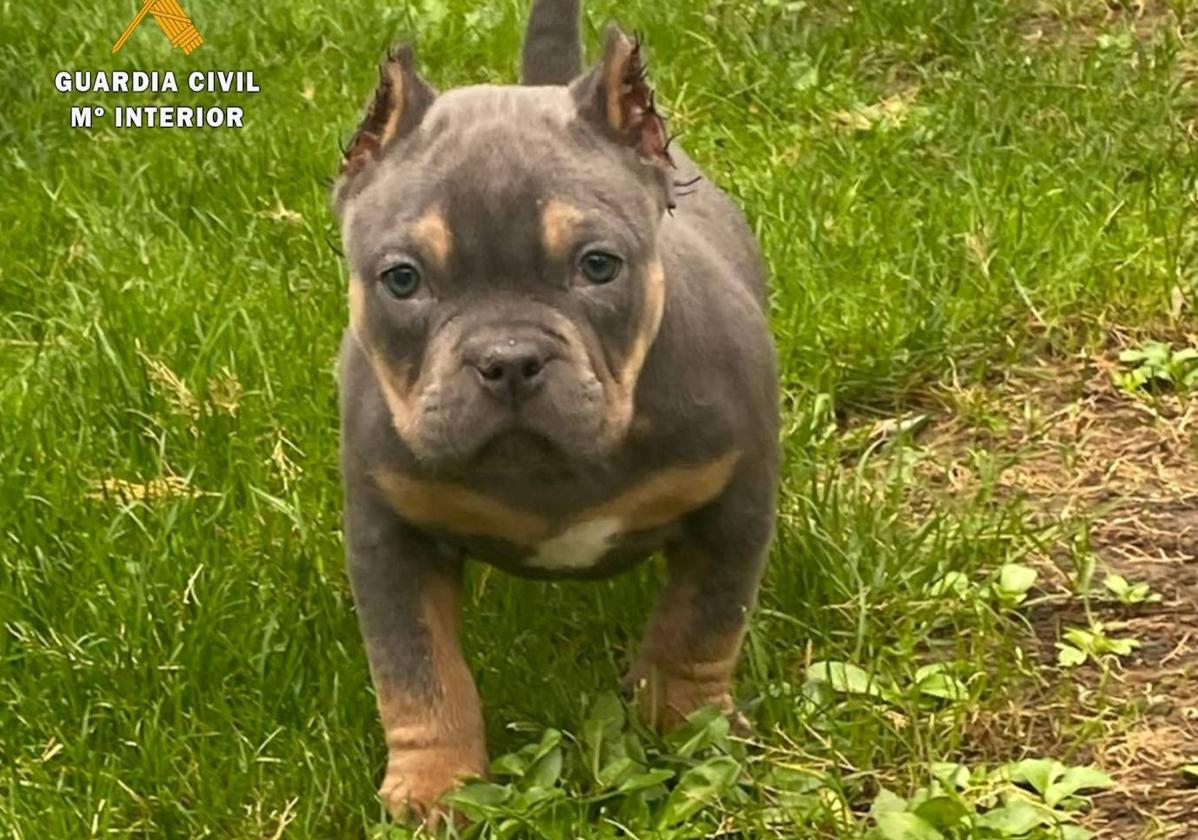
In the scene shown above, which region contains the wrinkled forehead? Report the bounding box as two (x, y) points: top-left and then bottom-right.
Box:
(344, 86), (659, 262)
(424, 85), (578, 144)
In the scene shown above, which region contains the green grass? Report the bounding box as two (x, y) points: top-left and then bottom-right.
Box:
(2, 0), (1195, 836)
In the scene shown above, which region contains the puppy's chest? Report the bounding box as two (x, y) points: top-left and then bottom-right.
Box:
(373, 451), (739, 574)
(450, 518), (673, 578)
(527, 517), (625, 570)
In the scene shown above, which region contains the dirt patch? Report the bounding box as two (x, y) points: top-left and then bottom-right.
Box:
(889, 352), (1197, 837)
(1018, 0), (1183, 47)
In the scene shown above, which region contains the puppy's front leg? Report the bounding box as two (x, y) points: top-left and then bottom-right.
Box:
(626, 473), (774, 732)
(345, 486), (486, 823)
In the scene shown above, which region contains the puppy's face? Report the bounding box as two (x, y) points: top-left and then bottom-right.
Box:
(336, 35), (674, 474)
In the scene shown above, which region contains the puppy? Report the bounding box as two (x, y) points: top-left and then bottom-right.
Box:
(334, 0), (778, 822)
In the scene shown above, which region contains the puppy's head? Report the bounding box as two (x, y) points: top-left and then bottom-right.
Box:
(335, 32), (674, 474)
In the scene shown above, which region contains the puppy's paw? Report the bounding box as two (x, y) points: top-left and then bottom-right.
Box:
(622, 661), (750, 735)
(379, 744), (486, 826)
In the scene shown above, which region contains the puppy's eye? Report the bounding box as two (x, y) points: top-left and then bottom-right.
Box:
(578, 250), (623, 285)
(380, 262), (422, 299)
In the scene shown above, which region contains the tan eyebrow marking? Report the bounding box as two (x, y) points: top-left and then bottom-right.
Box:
(540, 199), (584, 261)
(411, 207), (452, 270)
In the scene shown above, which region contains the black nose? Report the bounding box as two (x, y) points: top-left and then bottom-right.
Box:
(470, 339), (549, 402)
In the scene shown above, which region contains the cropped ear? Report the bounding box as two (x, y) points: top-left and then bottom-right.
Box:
(341, 44), (436, 179)
(571, 27), (672, 170)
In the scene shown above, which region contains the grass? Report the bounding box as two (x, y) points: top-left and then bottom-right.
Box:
(2, 0), (1196, 837)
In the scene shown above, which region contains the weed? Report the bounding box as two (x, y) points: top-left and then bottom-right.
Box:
(866, 759), (1113, 840)
(1114, 341), (1198, 394)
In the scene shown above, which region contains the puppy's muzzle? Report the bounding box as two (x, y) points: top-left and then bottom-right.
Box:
(462, 331), (559, 404)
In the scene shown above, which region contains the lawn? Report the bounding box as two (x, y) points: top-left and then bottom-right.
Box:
(2, 0), (1196, 837)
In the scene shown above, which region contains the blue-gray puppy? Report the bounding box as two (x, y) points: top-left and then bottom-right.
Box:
(334, 0), (778, 822)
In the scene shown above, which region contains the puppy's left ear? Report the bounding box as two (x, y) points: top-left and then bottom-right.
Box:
(341, 43), (437, 180)
(572, 27), (672, 171)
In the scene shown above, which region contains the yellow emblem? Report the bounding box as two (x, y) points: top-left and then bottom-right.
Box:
(113, 0), (203, 55)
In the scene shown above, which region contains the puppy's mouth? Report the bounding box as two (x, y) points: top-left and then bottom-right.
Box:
(450, 425), (586, 480)
(415, 408), (608, 477)
(475, 427), (558, 460)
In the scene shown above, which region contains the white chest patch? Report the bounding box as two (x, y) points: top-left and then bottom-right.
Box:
(525, 518), (623, 570)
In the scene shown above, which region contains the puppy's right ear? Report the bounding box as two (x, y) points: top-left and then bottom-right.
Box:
(341, 44), (436, 180)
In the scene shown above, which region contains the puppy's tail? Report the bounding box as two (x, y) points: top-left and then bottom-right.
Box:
(521, 0), (581, 85)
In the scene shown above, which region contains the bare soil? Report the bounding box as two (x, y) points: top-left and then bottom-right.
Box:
(904, 350), (1197, 837)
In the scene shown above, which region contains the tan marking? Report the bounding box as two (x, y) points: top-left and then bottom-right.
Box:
(626, 548), (747, 731)
(373, 367), (421, 442)
(348, 275), (421, 442)
(587, 449), (739, 532)
(348, 275), (367, 339)
(628, 647), (741, 732)
(375, 449), (737, 553)
(616, 258), (665, 422)
(603, 34), (634, 131)
(379, 62), (407, 148)
(594, 257), (666, 444)
(540, 199), (583, 261)
(374, 450), (737, 562)
(421, 572), (486, 743)
(374, 471), (551, 545)
(412, 207), (452, 270)
(340, 202), (358, 241)
(375, 572), (486, 821)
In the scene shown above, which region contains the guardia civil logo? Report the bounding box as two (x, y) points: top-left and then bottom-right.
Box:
(113, 0), (203, 55)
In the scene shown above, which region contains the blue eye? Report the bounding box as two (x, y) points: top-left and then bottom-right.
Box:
(380, 262), (421, 298)
(579, 251), (623, 284)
